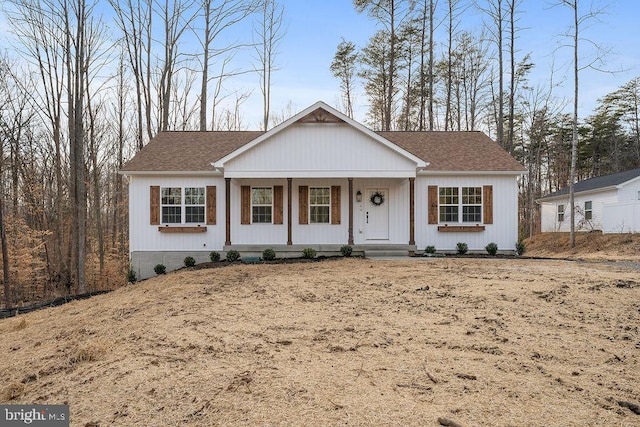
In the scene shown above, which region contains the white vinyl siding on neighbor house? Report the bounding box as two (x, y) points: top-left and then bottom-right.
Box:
(540, 189), (617, 232)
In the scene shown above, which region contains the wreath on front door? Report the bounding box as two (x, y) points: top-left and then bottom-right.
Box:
(370, 191), (385, 206)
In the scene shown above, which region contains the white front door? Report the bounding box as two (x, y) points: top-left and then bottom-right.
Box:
(365, 188), (389, 240)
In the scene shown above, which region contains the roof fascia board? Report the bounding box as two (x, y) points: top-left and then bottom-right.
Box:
(418, 170), (525, 176)
(212, 101), (427, 168)
(224, 170), (417, 179)
(119, 170), (222, 176)
(537, 185), (618, 203)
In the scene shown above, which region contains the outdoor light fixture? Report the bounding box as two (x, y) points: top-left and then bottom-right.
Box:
(356, 190), (362, 202)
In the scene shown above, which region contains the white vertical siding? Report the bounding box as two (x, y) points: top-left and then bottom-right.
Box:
(224, 123), (417, 177)
(128, 175), (226, 252)
(351, 178), (410, 245)
(415, 175), (520, 252)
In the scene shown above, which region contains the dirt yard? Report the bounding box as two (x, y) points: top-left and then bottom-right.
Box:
(1, 253), (639, 426)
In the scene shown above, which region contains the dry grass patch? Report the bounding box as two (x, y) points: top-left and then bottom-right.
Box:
(0, 258), (639, 426)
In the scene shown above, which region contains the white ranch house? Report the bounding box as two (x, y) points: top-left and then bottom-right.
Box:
(538, 167), (640, 234)
(121, 102), (525, 279)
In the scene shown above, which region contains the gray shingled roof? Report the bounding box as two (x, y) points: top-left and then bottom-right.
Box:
(121, 129), (525, 173)
(539, 167), (640, 200)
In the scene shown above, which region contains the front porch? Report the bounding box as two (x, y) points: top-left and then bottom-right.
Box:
(223, 243), (417, 258)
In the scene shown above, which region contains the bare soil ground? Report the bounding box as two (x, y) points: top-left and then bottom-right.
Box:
(1, 252), (639, 426)
(525, 231), (640, 262)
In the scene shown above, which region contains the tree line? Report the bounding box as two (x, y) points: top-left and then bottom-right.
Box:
(333, 0), (640, 238)
(1, 0), (639, 308)
(0, 0), (284, 308)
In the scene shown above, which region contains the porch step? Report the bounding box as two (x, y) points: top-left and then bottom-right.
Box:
(364, 249), (411, 259)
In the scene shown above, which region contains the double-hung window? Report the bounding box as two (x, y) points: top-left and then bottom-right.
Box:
(309, 187), (330, 223)
(557, 204), (565, 222)
(439, 187), (459, 222)
(439, 187), (482, 223)
(462, 187), (482, 222)
(252, 187), (273, 223)
(584, 201), (592, 220)
(161, 187), (205, 224)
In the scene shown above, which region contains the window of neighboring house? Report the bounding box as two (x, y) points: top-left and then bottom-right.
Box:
(161, 187), (206, 224)
(252, 187), (273, 223)
(439, 187), (482, 223)
(584, 201), (593, 220)
(309, 187), (330, 223)
(557, 204), (565, 222)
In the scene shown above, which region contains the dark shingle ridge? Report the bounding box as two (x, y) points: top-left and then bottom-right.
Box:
(540, 167), (640, 200)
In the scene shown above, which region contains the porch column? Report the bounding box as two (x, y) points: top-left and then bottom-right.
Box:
(225, 178), (231, 245)
(348, 178), (354, 245)
(409, 177), (415, 247)
(287, 178), (293, 245)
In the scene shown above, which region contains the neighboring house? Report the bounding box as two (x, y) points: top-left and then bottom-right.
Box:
(538, 167), (640, 233)
(121, 101), (525, 279)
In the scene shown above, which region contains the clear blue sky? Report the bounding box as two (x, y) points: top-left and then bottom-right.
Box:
(254, 0), (640, 128)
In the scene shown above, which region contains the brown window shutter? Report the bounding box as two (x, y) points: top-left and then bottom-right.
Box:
(428, 185), (438, 224)
(483, 185), (493, 224)
(274, 185), (283, 224)
(331, 186), (341, 224)
(299, 186), (308, 224)
(150, 186), (160, 225)
(206, 186), (216, 225)
(241, 185), (251, 224)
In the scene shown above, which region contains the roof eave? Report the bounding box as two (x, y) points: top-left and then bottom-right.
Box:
(418, 169), (525, 176)
(537, 185), (618, 203)
(118, 170), (223, 176)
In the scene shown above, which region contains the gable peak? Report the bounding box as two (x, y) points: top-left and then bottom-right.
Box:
(296, 107), (345, 124)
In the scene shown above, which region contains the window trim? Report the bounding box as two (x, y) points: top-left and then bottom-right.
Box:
(557, 204), (565, 222)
